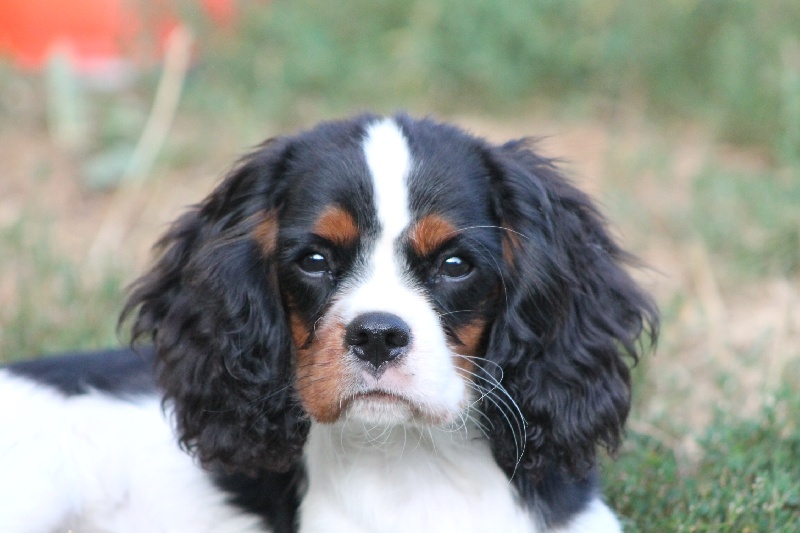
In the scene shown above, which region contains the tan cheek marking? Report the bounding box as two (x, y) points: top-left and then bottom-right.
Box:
(313, 205), (359, 246)
(449, 298), (497, 382)
(286, 303), (310, 348)
(451, 318), (489, 366)
(295, 321), (350, 423)
(450, 318), (487, 385)
(254, 209), (279, 255)
(409, 214), (458, 256)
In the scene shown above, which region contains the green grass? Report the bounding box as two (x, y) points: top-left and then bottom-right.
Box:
(608, 388), (800, 532)
(0, 218), (126, 362)
(182, 0), (800, 160)
(690, 167), (800, 276)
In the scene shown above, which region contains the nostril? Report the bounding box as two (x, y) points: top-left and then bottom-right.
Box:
(352, 331), (370, 347)
(384, 328), (409, 349)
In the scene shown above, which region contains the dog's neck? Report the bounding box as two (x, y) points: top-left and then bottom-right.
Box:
(298, 418), (539, 533)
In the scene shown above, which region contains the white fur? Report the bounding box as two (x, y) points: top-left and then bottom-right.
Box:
(361, 118), (413, 245)
(0, 370), (264, 533)
(299, 420), (537, 533)
(299, 420), (622, 533)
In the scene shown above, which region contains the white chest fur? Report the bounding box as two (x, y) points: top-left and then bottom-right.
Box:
(298, 421), (538, 533)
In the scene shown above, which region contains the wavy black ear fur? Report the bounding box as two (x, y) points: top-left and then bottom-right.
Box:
(120, 139), (309, 474)
(483, 140), (658, 489)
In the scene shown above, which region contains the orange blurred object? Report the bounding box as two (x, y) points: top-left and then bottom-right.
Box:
(0, 0), (235, 72)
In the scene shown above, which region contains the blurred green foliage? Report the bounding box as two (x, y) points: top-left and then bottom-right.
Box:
(691, 168), (800, 276)
(186, 0), (800, 160)
(608, 388), (800, 532)
(0, 220), (124, 360)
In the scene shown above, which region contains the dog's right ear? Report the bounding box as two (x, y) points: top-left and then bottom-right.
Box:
(120, 138), (309, 474)
(481, 139), (658, 487)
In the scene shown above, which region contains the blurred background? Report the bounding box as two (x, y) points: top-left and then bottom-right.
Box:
(1, 1), (798, 529)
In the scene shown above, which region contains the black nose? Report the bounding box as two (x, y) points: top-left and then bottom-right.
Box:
(345, 312), (411, 369)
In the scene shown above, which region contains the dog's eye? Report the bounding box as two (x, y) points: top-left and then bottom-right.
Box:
(440, 256), (472, 279)
(298, 252), (330, 274)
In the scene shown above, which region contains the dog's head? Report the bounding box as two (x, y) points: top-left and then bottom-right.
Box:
(123, 114), (657, 484)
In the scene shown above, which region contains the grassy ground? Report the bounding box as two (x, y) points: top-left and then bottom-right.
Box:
(1, 1), (799, 530)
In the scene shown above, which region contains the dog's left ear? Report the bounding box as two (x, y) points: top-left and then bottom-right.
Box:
(121, 138), (309, 474)
(482, 139), (658, 484)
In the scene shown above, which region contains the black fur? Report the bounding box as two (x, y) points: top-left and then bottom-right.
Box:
(122, 137), (310, 474)
(213, 468), (305, 533)
(5, 348), (156, 397)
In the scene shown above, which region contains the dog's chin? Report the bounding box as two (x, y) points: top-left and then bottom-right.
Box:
(345, 393), (414, 425)
(343, 392), (458, 427)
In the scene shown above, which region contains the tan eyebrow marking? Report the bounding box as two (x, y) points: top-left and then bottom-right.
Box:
(313, 205), (359, 246)
(408, 214), (458, 256)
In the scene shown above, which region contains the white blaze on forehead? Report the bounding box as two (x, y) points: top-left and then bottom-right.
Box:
(351, 118), (414, 316)
(341, 118), (414, 320)
(362, 118), (412, 239)
(346, 117), (416, 314)
(364, 119), (411, 240)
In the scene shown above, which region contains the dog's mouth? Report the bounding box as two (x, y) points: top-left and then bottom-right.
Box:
(350, 390), (409, 405)
(343, 389), (456, 426)
(342, 389), (419, 423)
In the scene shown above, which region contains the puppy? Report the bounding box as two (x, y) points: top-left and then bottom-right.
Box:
(0, 114), (657, 532)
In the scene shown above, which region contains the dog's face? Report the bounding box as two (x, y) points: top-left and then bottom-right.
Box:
(270, 119), (500, 426)
(125, 114), (656, 480)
